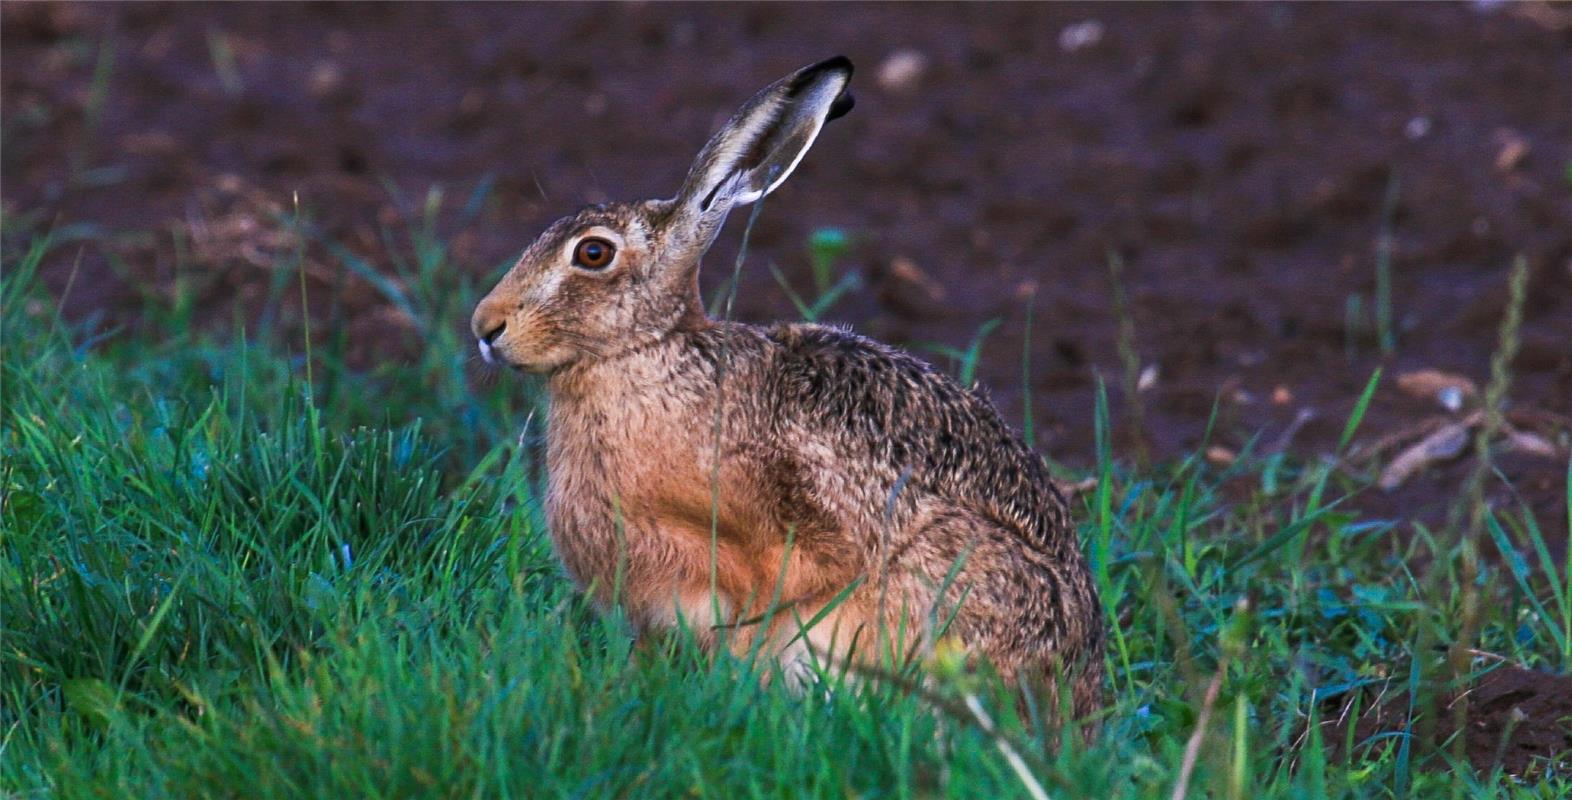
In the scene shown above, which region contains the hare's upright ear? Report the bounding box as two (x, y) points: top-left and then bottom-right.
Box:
(671, 56), (854, 230)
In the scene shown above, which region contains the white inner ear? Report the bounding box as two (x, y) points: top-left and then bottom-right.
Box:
(736, 78), (845, 204)
(687, 95), (786, 211)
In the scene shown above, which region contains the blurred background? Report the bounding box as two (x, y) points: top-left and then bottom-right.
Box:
(4, 2), (1569, 527)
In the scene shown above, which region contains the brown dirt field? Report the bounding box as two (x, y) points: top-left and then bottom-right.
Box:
(1323, 666), (1572, 779)
(3, 2), (1570, 774)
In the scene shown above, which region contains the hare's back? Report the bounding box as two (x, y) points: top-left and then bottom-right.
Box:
(759, 323), (1075, 555)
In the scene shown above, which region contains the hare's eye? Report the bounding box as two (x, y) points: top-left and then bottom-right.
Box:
(572, 237), (616, 270)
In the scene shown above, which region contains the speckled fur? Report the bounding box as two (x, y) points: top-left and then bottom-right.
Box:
(473, 58), (1106, 718)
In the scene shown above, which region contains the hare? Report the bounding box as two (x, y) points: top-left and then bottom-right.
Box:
(472, 57), (1105, 717)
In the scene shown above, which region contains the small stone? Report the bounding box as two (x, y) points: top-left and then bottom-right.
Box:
(1493, 129), (1530, 172)
(1137, 364), (1159, 393)
(1059, 20), (1105, 53)
(877, 49), (928, 94)
(1437, 386), (1464, 412)
(309, 61), (343, 99)
(1205, 446), (1237, 466)
(1404, 116), (1432, 140)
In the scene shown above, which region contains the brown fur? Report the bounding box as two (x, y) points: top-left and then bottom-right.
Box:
(472, 57), (1106, 717)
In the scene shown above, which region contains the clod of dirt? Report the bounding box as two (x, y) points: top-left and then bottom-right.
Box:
(1507, 0), (1572, 32)
(1205, 446), (1236, 467)
(1052, 476), (1099, 499)
(1507, 429), (1561, 459)
(0, 2), (89, 44)
(188, 182), (302, 276)
(1397, 369), (1480, 411)
(174, 178), (382, 343)
(307, 61), (355, 107)
(874, 256), (949, 320)
(1379, 419), (1473, 491)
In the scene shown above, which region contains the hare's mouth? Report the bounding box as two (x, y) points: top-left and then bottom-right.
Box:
(476, 340), (527, 371)
(475, 337), (562, 374)
(477, 322), (509, 366)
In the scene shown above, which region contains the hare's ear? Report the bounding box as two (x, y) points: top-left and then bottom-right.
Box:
(673, 56), (854, 223)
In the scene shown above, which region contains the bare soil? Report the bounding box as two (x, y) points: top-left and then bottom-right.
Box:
(3, 2), (1570, 774)
(1324, 666), (1572, 779)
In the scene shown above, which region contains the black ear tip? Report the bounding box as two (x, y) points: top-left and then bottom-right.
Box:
(809, 56), (854, 120)
(788, 56), (856, 100)
(827, 90), (855, 121)
(818, 55), (854, 76)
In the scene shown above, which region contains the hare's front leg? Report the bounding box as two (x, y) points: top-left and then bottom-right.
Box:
(630, 532), (877, 687)
(602, 521), (759, 653)
(753, 594), (882, 690)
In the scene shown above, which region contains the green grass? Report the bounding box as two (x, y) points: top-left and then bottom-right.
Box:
(2, 216), (1569, 798)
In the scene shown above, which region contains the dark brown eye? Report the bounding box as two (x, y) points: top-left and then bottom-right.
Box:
(572, 237), (616, 270)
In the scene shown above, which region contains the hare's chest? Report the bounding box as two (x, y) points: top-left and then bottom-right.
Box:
(543, 393), (784, 577)
(549, 392), (710, 495)
(542, 396), (710, 565)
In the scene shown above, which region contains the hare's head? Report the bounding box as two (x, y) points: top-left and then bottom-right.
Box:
(471, 57), (854, 372)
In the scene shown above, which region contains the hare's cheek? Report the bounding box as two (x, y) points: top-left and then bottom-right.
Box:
(490, 319), (576, 372)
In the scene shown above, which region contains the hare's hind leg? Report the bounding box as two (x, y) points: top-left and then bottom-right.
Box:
(887, 504), (1106, 719)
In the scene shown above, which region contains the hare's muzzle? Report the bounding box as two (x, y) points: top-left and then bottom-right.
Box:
(471, 295), (510, 365)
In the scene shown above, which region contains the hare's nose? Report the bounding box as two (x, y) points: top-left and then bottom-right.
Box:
(471, 296), (511, 363)
(471, 296), (510, 342)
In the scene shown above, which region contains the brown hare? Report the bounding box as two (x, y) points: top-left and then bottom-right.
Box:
(472, 57), (1105, 717)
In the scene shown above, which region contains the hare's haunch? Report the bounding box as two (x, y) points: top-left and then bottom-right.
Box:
(473, 57), (1106, 717)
